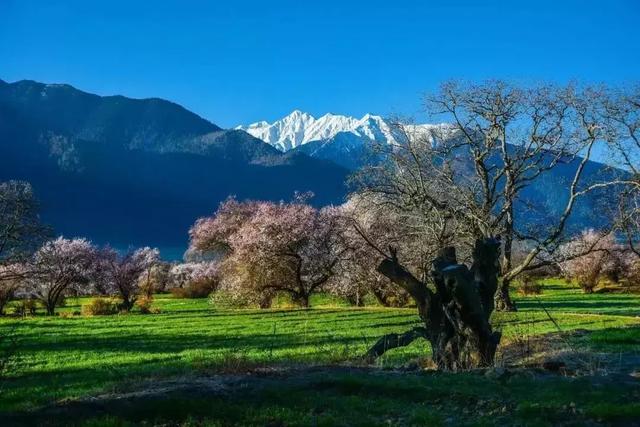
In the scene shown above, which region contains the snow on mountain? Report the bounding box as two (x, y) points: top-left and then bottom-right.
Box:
(237, 110), (456, 169)
(237, 110), (400, 152)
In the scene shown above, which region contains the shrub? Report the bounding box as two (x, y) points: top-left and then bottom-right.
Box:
(136, 296), (159, 314)
(81, 298), (119, 316)
(139, 277), (155, 299)
(518, 271), (544, 295)
(374, 291), (410, 307)
(577, 270), (600, 294)
(518, 277), (543, 295)
(58, 311), (74, 319)
(170, 278), (217, 299)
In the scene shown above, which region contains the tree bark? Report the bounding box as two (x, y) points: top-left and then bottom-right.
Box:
(258, 294), (273, 309)
(119, 295), (135, 312)
(346, 294), (365, 307)
(45, 284), (66, 315)
(496, 210), (517, 312)
(292, 292), (310, 308)
(494, 278), (516, 312)
(367, 239), (502, 371)
(45, 299), (56, 316)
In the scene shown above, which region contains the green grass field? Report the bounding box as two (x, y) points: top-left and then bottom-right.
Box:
(1, 280), (639, 426)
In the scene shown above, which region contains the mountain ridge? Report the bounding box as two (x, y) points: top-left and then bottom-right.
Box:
(238, 110), (449, 169)
(237, 110), (404, 152)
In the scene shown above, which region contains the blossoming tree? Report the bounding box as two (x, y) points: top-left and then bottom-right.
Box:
(96, 247), (159, 311)
(190, 197), (349, 308)
(26, 237), (98, 315)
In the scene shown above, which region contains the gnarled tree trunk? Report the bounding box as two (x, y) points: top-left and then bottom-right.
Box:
(365, 238), (502, 371)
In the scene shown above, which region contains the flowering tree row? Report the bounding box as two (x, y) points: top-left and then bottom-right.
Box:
(0, 238), (161, 314)
(187, 194), (476, 309)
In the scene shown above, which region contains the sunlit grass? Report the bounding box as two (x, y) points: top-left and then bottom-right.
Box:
(0, 279), (638, 414)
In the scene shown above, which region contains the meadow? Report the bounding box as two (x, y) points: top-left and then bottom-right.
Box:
(0, 280), (639, 426)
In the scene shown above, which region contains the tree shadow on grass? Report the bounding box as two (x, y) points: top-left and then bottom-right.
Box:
(516, 299), (640, 316)
(3, 367), (640, 426)
(0, 331), (378, 414)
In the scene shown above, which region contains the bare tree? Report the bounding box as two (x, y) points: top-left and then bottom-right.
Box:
(0, 181), (50, 292)
(354, 81), (628, 311)
(0, 181), (50, 264)
(601, 85), (640, 256)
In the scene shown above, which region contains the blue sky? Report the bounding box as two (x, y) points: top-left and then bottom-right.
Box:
(1, 0), (639, 127)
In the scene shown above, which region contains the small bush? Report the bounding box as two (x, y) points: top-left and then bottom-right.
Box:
(170, 278), (217, 299)
(578, 274), (599, 294)
(82, 298), (119, 316)
(58, 311), (74, 319)
(270, 292), (295, 309)
(136, 296), (160, 314)
(518, 278), (543, 295)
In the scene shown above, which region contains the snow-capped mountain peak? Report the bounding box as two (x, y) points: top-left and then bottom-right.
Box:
(236, 111), (396, 152)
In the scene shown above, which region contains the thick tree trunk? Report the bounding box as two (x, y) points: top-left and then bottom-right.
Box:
(258, 294), (273, 309)
(367, 239), (502, 371)
(292, 292), (310, 308)
(45, 300), (56, 316)
(495, 279), (517, 312)
(119, 295), (135, 312)
(346, 294), (365, 307)
(46, 286), (65, 315)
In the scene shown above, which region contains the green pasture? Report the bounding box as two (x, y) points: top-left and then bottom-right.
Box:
(0, 280), (638, 425)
